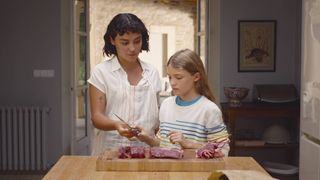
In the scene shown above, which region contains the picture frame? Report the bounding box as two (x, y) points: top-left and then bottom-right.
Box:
(238, 20), (277, 72)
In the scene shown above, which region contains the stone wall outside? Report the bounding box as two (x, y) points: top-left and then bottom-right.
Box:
(90, 0), (196, 68)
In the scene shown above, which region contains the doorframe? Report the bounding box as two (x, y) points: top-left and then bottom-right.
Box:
(60, 0), (91, 155)
(60, 0), (73, 155)
(206, 0), (221, 104)
(70, 0), (91, 155)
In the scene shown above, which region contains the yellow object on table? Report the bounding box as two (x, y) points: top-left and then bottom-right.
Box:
(208, 170), (278, 180)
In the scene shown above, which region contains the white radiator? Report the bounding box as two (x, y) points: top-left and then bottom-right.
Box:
(0, 106), (49, 171)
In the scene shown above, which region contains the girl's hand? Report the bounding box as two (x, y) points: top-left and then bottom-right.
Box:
(213, 148), (225, 158)
(168, 131), (204, 149)
(168, 131), (185, 144)
(135, 126), (149, 142)
(135, 126), (160, 146)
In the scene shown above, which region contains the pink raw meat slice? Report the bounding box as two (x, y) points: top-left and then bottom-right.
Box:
(130, 146), (145, 158)
(196, 142), (225, 159)
(118, 146), (131, 159)
(149, 147), (183, 159)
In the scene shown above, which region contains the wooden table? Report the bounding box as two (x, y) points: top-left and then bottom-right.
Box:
(43, 156), (270, 180)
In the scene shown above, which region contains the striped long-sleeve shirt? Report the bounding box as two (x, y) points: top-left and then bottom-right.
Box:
(158, 96), (230, 155)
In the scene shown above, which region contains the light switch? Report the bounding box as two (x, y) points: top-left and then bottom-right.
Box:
(33, 69), (41, 77)
(46, 70), (55, 77)
(33, 69), (55, 78)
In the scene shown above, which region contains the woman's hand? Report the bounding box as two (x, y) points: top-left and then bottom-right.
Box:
(115, 122), (135, 138)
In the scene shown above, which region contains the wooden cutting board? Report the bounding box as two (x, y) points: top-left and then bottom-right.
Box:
(96, 149), (225, 172)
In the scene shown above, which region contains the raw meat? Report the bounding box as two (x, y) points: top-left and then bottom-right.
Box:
(149, 147), (183, 159)
(118, 146), (145, 159)
(196, 142), (225, 159)
(130, 146), (145, 158)
(118, 146), (131, 159)
(130, 127), (141, 136)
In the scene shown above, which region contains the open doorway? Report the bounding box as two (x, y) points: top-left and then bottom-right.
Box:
(71, 0), (208, 155)
(89, 0), (201, 93)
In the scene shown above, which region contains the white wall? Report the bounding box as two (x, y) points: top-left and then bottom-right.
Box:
(217, 0), (301, 102)
(0, 0), (70, 168)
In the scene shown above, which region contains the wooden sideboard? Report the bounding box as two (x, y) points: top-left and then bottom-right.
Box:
(220, 102), (300, 165)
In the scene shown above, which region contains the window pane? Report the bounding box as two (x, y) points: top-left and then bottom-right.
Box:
(199, 35), (206, 63)
(75, 0), (86, 32)
(76, 35), (87, 86)
(76, 88), (87, 140)
(199, 0), (206, 32)
(197, 0), (207, 65)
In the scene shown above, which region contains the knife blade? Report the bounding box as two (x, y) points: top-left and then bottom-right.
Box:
(113, 113), (132, 128)
(113, 113), (141, 137)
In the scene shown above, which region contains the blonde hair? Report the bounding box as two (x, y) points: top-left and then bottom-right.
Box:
(167, 49), (215, 102)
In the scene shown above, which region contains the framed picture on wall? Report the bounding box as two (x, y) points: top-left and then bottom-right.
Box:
(238, 20), (277, 72)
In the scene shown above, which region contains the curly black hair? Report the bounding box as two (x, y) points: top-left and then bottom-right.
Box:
(103, 13), (149, 57)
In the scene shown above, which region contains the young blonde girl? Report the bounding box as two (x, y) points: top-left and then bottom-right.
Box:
(138, 49), (230, 157)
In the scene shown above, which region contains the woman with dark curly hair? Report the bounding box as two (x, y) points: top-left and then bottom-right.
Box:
(88, 13), (161, 155)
